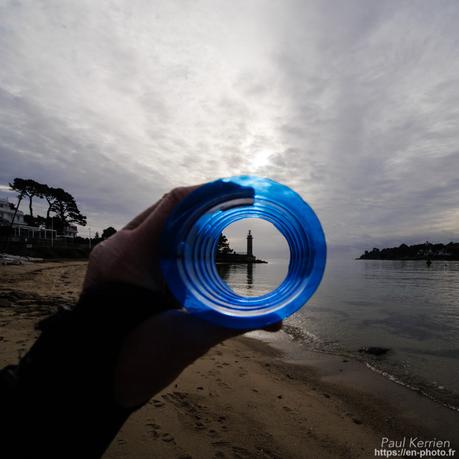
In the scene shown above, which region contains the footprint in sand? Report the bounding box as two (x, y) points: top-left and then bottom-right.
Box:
(161, 432), (174, 443)
(232, 446), (252, 458)
(146, 422), (161, 439)
(151, 399), (165, 407)
(163, 391), (203, 418)
(212, 441), (231, 448)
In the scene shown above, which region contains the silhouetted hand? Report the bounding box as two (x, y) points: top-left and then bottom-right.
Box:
(83, 186), (201, 294)
(83, 185), (282, 409)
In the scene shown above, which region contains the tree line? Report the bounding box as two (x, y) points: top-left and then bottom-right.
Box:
(358, 241), (459, 260)
(9, 177), (86, 234)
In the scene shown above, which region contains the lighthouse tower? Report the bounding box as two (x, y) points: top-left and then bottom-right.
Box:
(247, 230), (253, 257)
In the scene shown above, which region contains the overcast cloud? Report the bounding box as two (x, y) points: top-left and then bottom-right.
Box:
(1, 0), (458, 255)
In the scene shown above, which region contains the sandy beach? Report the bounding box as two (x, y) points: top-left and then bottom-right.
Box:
(1, 261), (458, 458)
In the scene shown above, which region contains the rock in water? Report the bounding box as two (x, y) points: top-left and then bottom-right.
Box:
(358, 346), (390, 356)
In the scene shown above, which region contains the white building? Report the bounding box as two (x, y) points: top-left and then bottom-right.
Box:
(0, 197), (79, 239)
(0, 197), (57, 241)
(60, 224), (78, 239)
(0, 198), (25, 226)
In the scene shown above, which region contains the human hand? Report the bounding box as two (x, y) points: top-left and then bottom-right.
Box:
(82, 184), (282, 409)
(83, 185), (201, 295)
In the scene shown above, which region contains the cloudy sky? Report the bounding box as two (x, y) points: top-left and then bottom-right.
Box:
(1, 0), (458, 256)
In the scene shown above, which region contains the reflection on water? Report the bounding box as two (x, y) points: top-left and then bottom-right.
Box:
(216, 261), (287, 297)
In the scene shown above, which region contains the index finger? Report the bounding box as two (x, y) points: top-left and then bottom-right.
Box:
(122, 195), (166, 230)
(135, 184), (203, 241)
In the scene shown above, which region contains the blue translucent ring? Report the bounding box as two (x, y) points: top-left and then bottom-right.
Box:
(160, 175), (326, 329)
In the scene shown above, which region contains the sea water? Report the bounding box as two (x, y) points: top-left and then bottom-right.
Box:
(217, 258), (459, 411)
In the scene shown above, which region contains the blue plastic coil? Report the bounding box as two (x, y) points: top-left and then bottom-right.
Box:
(160, 176), (326, 329)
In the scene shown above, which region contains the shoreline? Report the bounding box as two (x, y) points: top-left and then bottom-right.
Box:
(245, 329), (459, 442)
(1, 260), (458, 457)
(280, 322), (459, 415)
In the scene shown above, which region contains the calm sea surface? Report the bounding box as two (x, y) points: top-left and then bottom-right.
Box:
(217, 258), (459, 410)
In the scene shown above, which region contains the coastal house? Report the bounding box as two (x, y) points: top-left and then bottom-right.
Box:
(58, 224), (78, 239)
(0, 198), (25, 226)
(0, 197), (57, 241)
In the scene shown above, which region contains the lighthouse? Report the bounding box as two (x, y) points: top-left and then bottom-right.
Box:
(247, 229), (253, 257)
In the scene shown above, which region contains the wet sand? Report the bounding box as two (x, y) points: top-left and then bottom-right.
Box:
(1, 261), (457, 458)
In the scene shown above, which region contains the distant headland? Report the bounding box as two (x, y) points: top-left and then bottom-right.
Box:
(358, 241), (459, 261)
(215, 230), (267, 264)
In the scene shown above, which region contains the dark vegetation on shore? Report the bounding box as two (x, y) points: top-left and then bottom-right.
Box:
(8, 177), (87, 231)
(358, 241), (459, 260)
(1, 177), (119, 259)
